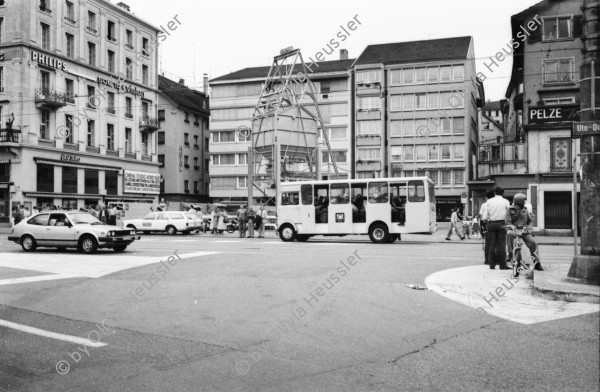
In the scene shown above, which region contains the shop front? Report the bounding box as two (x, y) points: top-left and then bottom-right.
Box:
(435, 197), (462, 222)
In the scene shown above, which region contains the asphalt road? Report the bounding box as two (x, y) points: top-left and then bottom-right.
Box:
(0, 232), (598, 392)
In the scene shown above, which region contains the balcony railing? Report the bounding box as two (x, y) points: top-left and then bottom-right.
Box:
(141, 154), (152, 161)
(139, 116), (160, 131)
(38, 139), (56, 147)
(35, 88), (67, 109)
(125, 43), (134, 50)
(39, 6), (52, 14)
(477, 142), (527, 179)
(86, 146), (100, 154)
(63, 142), (78, 151)
(125, 152), (135, 159)
(125, 112), (133, 119)
(106, 149), (119, 157)
(64, 16), (76, 24)
(86, 26), (97, 34)
(184, 164), (190, 169)
(194, 165), (200, 170)
(107, 36), (117, 43)
(0, 129), (21, 143)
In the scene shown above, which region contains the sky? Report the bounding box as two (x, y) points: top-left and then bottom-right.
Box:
(121, 0), (541, 101)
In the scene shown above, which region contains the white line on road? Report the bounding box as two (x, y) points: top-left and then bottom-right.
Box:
(0, 319), (107, 347)
(0, 273), (78, 286)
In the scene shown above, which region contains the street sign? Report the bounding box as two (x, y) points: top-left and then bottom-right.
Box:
(572, 121), (600, 138)
(528, 105), (580, 124)
(460, 192), (468, 204)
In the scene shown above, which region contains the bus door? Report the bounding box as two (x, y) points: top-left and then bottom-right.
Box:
(366, 182), (389, 226)
(390, 181), (407, 233)
(314, 184), (329, 234)
(328, 183), (352, 234)
(406, 180), (429, 232)
(299, 184), (315, 233)
(280, 188), (302, 231)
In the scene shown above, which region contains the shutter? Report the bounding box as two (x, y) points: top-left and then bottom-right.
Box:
(528, 20), (542, 43)
(572, 15), (583, 38)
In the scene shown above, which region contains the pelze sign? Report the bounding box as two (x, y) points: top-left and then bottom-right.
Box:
(123, 170), (160, 194)
(528, 105), (580, 124)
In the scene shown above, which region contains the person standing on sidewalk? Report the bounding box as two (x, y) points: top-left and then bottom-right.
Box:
(257, 205), (268, 238)
(480, 189), (495, 265)
(482, 187), (510, 270)
(247, 208), (255, 238)
(446, 207), (465, 240)
(237, 204), (248, 238)
(210, 208), (218, 235)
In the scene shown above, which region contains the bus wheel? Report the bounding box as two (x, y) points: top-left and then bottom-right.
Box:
(296, 234), (310, 242)
(279, 224), (297, 242)
(369, 223), (389, 244)
(389, 234), (399, 243)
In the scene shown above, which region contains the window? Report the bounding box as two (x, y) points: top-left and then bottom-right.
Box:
(453, 144), (464, 160)
(193, 135), (199, 147)
(212, 131), (235, 143)
(205, 138), (209, 150)
(415, 68), (426, 84)
(322, 150), (347, 164)
(551, 138), (571, 172)
(415, 119), (427, 137)
(543, 17), (572, 40)
(85, 169), (98, 194)
(427, 67), (438, 83)
(141, 101), (149, 118)
(452, 117), (465, 134)
(441, 171), (452, 186)
(390, 70), (403, 86)
(107, 50), (115, 73)
(86, 86), (96, 108)
(106, 124), (114, 150)
(142, 65), (149, 85)
(0, 18), (3, 44)
(440, 118), (451, 134)
(453, 170), (464, 186)
(329, 127), (347, 140)
(141, 132), (149, 155)
(40, 70), (50, 91)
(126, 29), (133, 48)
(193, 157), (199, 168)
(125, 128), (132, 152)
(402, 95), (414, 111)
(62, 166), (78, 193)
(320, 81), (330, 93)
(107, 20), (116, 41)
(142, 38), (149, 56)
(87, 42), (96, 66)
(416, 145), (427, 161)
(107, 92), (115, 113)
(452, 65), (464, 81)
(87, 11), (96, 32)
(301, 184), (313, 205)
(37, 164), (54, 192)
(357, 97), (380, 111)
(211, 177), (237, 190)
(184, 180), (189, 193)
(368, 182), (388, 203)
(238, 177), (247, 189)
(415, 93), (427, 110)
(403, 68), (414, 85)
(40, 110), (50, 139)
(544, 58), (574, 84)
(64, 114), (74, 143)
(543, 97), (576, 105)
(184, 156), (189, 167)
(356, 70), (380, 84)
(87, 120), (95, 146)
(238, 153), (248, 165)
(390, 121), (402, 137)
(330, 183), (349, 204)
(184, 133), (189, 146)
(66, 33), (75, 58)
(408, 180), (425, 202)
(439, 66), (451, 82)
(403, 145), (414, 161)
(106, 171), (118, 195)
(441, 144), (451, 160)
(157, 154), (165, 168)
(65, 1), (75, 22)
(125, 97), (132, 118)
(427, 118), (440, 135)
(401, 120), (414, 137)
(41, 23), (50, 49)
(126, 58), (133, 79)
(357, 148), (380, 161)
(429, 170), (438, 186)
(213, 154), (235, 166)
(282, 192), (300, 206)
(427, 93), (438, 110)
(428, 145), (439, 161)
(391, 146), (402, 161)
(65, 79), (74, 103)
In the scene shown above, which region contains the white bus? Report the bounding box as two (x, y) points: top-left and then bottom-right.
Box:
(277, 177), (437, 243)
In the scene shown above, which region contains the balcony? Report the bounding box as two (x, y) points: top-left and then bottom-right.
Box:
(39, 5), (52, 14)
(38, 139), (56, 148)
(125, 152), (135, 159)
(86, 26), (97, 34)
(125, 112), (133, 119)
(477, 142), (527, 179)
(86, 145), (100, 154)
(141, 154), (152, 161)
(106, 149), (119, 157)
(356, 109), (381, 121)
(107, 36), (117, 43)
(0, 129), (21, 144)
(63, 16), (76, 24)
(107, 108), (116, 115)
(356, 161), (382, 171)
(356, 135), (381, 147)
(63, 142), (78, 151)
(139, 116), (160, 131)
(184, 164), (190, 169)
(35, 88), (67, 110)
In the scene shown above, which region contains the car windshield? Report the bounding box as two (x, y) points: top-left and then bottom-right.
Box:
(69, 213), (103, 225)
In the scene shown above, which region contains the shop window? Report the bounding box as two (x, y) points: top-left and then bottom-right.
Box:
(105, 171), (118, 195)
(62, 166), (78, 193)
(85, 169), (98, 194)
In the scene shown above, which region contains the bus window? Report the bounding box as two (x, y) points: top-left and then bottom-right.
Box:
(301, 184), (313, 205)
(390, 182), (407, 224)
(368, 182), (389, 204)
(330, 183), (349, 204)
(314, 185), (329, 223)
(408, 180), (426, 202)
(282, 192), (299, 206)
(351, 183), (366, 223)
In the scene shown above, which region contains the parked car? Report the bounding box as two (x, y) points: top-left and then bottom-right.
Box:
(123, 211), (192, 235)
(184, 212), (203, 233)
(7, 211), (140, 254)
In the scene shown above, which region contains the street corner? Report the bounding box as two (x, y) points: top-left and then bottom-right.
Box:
(424, 265), (600, 324)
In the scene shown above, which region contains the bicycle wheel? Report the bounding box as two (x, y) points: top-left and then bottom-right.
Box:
(513, 249), (522, 277)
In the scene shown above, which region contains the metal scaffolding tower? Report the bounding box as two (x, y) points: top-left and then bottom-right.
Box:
(247, 47), (338, 209)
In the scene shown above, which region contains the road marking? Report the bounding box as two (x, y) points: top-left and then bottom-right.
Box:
(0, 273), (78, 286)
(0, 319), (107, 347)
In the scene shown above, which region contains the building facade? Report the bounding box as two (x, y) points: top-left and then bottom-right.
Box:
(157, 76), (210, 203)
(208, 57), (354, 203)
(503, 0), (583, 234)
(353, 37), (482, 220)
(0, 0), (162, 225)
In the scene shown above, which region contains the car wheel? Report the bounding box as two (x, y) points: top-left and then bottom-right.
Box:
(296, 234), (310, 242)
(279, 224), (296, 242)
(126, 225), (137, 231)
(182, 230), (191, 235)
(79, 235), (98, 254)
(369, 223), (389, 244)
(166, 226), (177, 236)
(21, 235), (37, 252)
(113, 245), (127, 252)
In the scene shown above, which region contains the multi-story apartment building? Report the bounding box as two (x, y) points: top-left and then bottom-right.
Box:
(209, 55), (354, 203)
(0, 0), (161, 225)
(157, 76), (210, 203)
(503, 0), (583, 234)
(353, 37), (482, 220)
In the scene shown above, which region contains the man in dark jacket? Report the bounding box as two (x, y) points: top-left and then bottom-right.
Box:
(505, 193), (543, 271)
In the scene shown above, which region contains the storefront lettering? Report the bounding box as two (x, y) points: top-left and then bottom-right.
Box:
(97, 77), (145, 98)
(60, 154), (80, 162)
(31, 51), (68, 71)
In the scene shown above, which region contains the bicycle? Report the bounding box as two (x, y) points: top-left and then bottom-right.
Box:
(503, 225), (540, 278)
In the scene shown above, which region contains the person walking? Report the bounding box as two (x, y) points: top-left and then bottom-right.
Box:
(482, 187), (511, 270)
(479, 189), (495, 264)
(237, 204), (248, 238)
(247, 208), (255, 238)
(257, 205), (269, 238)
(446, 207), (465, 240)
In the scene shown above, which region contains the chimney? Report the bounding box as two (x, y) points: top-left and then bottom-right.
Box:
(116, 2), (131, 11)
(178, 78), (185, 85)
(340, 49), (348, 60)
(203, 74), (209, 94)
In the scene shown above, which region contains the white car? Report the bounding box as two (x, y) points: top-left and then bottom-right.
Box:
(122, 211), (192, 235)
(7, 211), (140, 254)
(184, 212), (203, 233)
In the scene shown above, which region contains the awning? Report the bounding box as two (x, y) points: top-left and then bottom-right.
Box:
(106, 195), (155, 202)
(23, 192), (103, 199)
(34, 158), (121, 172)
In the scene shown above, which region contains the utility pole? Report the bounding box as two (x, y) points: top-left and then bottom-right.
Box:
(568, 0), (600, 284)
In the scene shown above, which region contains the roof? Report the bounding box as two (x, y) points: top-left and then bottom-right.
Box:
(158, 75), (209, 115)
(355, 36), (472, 66)
(483, 100), (502, 111)
(210, 59), (355, 83)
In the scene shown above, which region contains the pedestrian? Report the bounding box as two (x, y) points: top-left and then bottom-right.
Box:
(482, 186), (511, 270)
(462, 215), (472, 239)
(446, 207), (465, 240)
(32, 206), (39, 215)
(247, 208), (255, 238)
(237, 204), (248, 238)
(472, 214), (481, 239)
(23, 207), (31, 219)
(257, 205), (268, 238)
(210, 208), (218, 234)
(479, 189), (495, 264)
(217, 208), (227, 234)
(98, 205), (108, 224)
(12, 206), (22, 226)
(109, 204), (118, 226)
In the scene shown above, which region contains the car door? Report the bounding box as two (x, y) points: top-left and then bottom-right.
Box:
(155, 212), (168, 231)
(141, 212), (157, 231)
(46, 213), (77, 247)
(26, 213), (51, 244)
